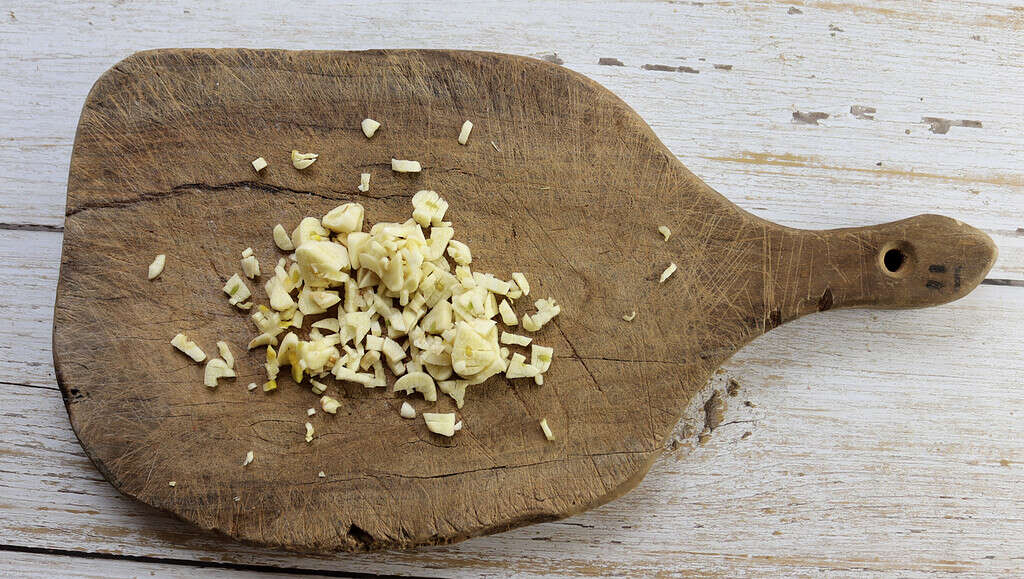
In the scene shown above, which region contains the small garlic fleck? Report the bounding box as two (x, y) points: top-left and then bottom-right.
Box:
(400, 401), (416, 419)
(168, 481), (176, 487)
(540, 418), (554, 441)
(358, 172), (371, 192)
(657, 225), (671, 241)
(291, 150), (318, 170)
(307, 408), (316, 417)
(659, 262), (678, 283)
(391, 158), (421, 173)
(242, 450), (254, 466)
(247, 382), (258, 391)
(622, 311), (637, 322)
(361, 118), (381, 138)
(304, 422), (315, 443)
(252, 157), (268, 172)
(458, 120), (473, 145)
(148, 254), (166, 280)
(318, 471), (326, 478)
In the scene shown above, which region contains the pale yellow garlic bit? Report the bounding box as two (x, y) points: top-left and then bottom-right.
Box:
(658, 225), (671, 241)
(391, 158), (421, 173)
(273, 224), (294, 251)
(251, 157), (268, 172)
(361, 118), (380, 138)
(423, 412), (457, 436)
(148, 254), (165, 280)
(458, 120), (473, 145)
(659, 262), (678, 283)
(540, 418), (555, 441)
(171, 333), (206, 362)
(358, 172), (371, 192)
(291, 150), (318, 170)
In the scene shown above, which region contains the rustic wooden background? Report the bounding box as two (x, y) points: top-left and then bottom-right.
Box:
(1, 0), (1021, 576)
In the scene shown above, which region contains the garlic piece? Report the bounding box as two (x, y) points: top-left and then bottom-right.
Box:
(251, 157), (268, 172)
(304, 422), (315, 443)
(531, 344), (554, 373)
(658, 225), (671, 241)
(242, 450), (254, 467)
(247, 382), (258, 391)
(171, 333), (206, 362)
(204, 358), (235, 388)
(458, 120), (473, 145)
(168, 481), (177, 487)
(273, 224), (294, 251)
(498, 299), (518, 326)
(148, 254), (166, 280)
(223, 274), (252, 308)
(318, 471), (326, 478)
(511, 272), (530, 296)
(310, 380), (328, 395)
(320, 395), (341, 414)
(622, 310), (637, 322)
(411, 190), (449, 227)
(291, 150), (318, 170)
(399, 401), (416, 419)
(307, 408), (316, 416)
(361, 118), (380, 138)
(500, 331), (531, 346)
(659, 262), (678, 283)
(241, 248), (261, 278)
(423, 412), (457, 436)
(506, 353), (540, 379)
(216, 341), (234, 368)
(391, 158), (421, 173)
(393, 371), (438, 402)
(322, 203), (365, 234)
(446, 240), (472, 265)
(358, 172), (371, 192)
(540, 418), (554, 441)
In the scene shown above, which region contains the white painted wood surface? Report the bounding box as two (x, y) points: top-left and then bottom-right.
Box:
(0, 0), (1021, 576)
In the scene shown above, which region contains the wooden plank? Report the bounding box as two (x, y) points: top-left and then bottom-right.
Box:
(0, 549), (343, 578)
(1, 282), (1020, 575)
(0, 230), (61, 387)
(0, 0), (1021, 278)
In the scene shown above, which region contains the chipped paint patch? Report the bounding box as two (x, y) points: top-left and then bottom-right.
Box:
(850, 105), (876, 120)
(922, 117), (983, 134)
(792, 111), (830, 125)
(713, 63), (733, 70)
(598, 57), (624, 66)
(678, 66), (700, 73)
(642, 63), (677, 72)
(788, 6), (803, 14)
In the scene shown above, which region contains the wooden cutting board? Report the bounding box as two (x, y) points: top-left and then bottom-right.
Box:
(53, 49), (997, 552)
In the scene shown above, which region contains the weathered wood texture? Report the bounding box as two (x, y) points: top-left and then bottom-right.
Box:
(2, 0), (1021, 575)
(54, 47), (996, 551)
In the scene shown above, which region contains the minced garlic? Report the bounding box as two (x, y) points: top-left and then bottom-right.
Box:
(216, 341), (234, 368)
(304, 422), (314, 443)
(168, 481), (177, 487)
(358, 172), (371, 192)
(391, 158), (421, 173)
(540, 418), (554, 441)
(204, 358), (235, 387)
(291, 150), (318, 170)
(171, 333), (206, 362)
(223, 274), (252, 309)
(622, 311), (637, 322)
(658, 225), (671, 241)
(241, 248), (260, 278)
(400, 401), (416, 419)
(247, 382), (258, 391)
(242, 451), (254, 466)
(659, 262), (677, 283)
(273, 224), (294, 251)
(148, 254), (166, 280)
(511, 272), (530, 296)
(361, 118), (380, 138)
(307, 407), (316, 416)
(458, 120), (473, 145)
(500, 331), (531, 346)
(252, 157), (268, 172)
(423, 412), (457, 436)
(320, 395), (340, 414)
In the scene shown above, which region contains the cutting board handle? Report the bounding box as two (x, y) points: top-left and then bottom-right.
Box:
(770, 214), (996, 323)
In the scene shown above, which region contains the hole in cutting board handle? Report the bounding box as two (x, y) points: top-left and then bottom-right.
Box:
(879, 241), (915, 277)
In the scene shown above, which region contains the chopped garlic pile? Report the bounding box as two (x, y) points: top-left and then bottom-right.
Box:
(237, 191), (559, 430)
